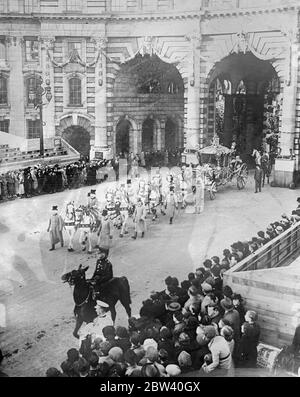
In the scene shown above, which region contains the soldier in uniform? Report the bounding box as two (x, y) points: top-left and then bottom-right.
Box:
(96, 209), (113, 257)
(92, 251), (114, 286)
(47, 205), (64, 251)
(132, 198), (147, 239)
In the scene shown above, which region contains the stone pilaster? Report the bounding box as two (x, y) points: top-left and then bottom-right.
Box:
(185, 35), (201, 148)
(280, 41), (298, 157)
(91, 37), (108, 159)
(8, 37), (26, 138)
(40, 37), (55, 139)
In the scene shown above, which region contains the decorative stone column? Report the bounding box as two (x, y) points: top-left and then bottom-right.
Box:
(8, 37), (26, 138)
(40, 37), (55, 140)
(185, 35), (201, 148)
(274, 31), (298, 188)
(91, 37), (109, 160)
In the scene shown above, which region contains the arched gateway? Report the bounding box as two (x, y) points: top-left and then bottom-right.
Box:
(207, 53), (281, 164)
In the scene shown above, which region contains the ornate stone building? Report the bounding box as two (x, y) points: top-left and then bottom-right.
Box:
(0, 0), (299, 184)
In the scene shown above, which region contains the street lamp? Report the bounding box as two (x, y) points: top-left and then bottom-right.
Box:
(32, 76), (52, 156)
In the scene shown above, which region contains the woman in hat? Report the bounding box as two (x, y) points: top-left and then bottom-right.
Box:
(47, 205), (64, 251)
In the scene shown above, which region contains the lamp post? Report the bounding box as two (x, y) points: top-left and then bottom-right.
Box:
(29, 75), (52, 157)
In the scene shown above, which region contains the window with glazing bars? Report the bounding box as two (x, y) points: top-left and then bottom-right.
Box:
(0, 76), (7, 104)
(66, 0), (81, 10)
(69, 77), (82, 106)
(0, 120), (9, 133)
(111, 0), (127, 11)
(27, 120), (41, 139)
(25, 39), (39, 62)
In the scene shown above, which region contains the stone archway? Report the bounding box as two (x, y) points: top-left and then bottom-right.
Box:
(165, 117), (178, 151)
(142, 117), (155, 152)
(56, 114), (94, 159)
(207, 52), (280, 163)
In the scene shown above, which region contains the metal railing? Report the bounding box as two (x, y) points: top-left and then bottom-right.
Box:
(227, 221), (300, 273)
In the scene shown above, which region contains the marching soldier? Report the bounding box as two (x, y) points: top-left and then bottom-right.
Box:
(132, 198), (147, 239)
(47, 205), (64, 251)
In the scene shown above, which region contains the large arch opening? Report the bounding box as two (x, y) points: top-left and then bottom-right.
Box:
(142, 117), (155, 152)
(207, 53), (281, 164)
(116, 118), (131, 156)
(62, 126), (90, 158)
(112, 54), (184, 153)
(165, 118), (178, 151)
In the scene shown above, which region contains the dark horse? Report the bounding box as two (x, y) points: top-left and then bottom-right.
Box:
(62, 265), (131, 338)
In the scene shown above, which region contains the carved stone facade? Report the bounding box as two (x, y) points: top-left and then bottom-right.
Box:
(0, 0), (299, 185)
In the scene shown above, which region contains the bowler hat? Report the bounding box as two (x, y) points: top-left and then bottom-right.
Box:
(221, 298), (234, 311)
(166, 302), (181, 312)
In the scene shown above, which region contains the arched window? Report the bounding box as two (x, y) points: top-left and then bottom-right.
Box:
(69, 77), (82, 106)
(0, 76), (8, 105)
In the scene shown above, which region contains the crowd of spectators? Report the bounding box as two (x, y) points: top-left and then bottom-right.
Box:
(41, 199), (300, 378)
(43, 260), (261, 378)
(0, 149), (183, 203)
(0, 159), (112, 202)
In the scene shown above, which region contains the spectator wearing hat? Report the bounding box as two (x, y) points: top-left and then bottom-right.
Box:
(165, 364), (181, 377)
(232, 294), (246, 325)
(47, 205), (64, 251)
(73, 357), (90, 377)
(183, 286), (202, 315)
(141, 346), (167, 377)
(206, 302), (224, 327)
(115, 326), (131, 353)
(88, 352), (100, 377)
(45, 367), (63, 377)
(221, 298), (241, 343)
(129, 332), (146, 363)
(60, 348), (80, 377)
(158, 326), (176, 362)
(124, 350), (142, 377)
(203, 259), (213, 278)
(235, 320), (260, 368)
(220, 326), (235, 356)
(177, 351), (194, 373)
(200, 291), (217, 315)
(173, 311), (186, 340)
(229, 253), (239, 268)
(210, 266), (223, 297)
(201, 325), (232, 376)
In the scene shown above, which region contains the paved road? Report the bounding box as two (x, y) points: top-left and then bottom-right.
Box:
(0, 173), (298, 376)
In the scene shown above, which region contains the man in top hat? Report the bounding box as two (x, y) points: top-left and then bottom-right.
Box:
(88, 189), (99, 209)
(47, 205), (64, 251)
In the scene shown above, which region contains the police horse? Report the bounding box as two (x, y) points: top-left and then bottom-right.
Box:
(62, 264), (132, 338)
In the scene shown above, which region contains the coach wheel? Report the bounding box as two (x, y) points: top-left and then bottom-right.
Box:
(209, 182), (217, 200)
